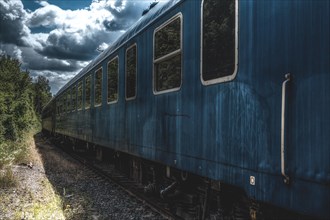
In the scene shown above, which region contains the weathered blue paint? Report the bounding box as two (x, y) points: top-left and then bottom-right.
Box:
(42, 0), (330, 218)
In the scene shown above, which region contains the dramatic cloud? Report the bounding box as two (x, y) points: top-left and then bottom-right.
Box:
(27, 4), (61, 28)
(0, 0), (30, 46)
(27, 2), (114, 61)
(0, 0), (167, 94)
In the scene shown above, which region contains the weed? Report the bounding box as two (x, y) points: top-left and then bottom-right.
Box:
(0, 142), (15, 168)
(0, 167), (17, 188)
(0, 130), (39, 169)
(14, 179), (65, 220)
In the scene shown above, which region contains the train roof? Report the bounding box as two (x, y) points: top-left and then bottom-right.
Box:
(55, 0), (182, 97)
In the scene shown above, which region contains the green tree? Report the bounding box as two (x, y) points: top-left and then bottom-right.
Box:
(0, 55), (33, 140)
(0, 55), (50, 142)
(0, 54), (54, 168)
(34, 75), (52, 116)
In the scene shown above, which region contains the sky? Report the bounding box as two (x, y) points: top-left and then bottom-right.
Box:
(0, 0), (168, 94)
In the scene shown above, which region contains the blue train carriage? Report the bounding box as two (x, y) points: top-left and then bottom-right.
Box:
(42, 0), (330, 218)
(41, 99), (55, 135)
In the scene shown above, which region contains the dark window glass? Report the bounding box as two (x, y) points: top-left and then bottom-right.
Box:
(95, 68), (102, 106)
(126, 45), (137, 99)
(57, 97), (60, 115)
(108, 58), (118, 103)
(154, 15), (181, 92)
(155, 17), (181, 60)
(155, 54), (181, 91)
(62, 96), (65, 114)
(85, 75), (91, 109)
(66, 90), (71, 113)
(202, 0), (236, 81)
(60, 96), (64, 114)
(71, 85), (76, 111)
(77, 81), (83, 110)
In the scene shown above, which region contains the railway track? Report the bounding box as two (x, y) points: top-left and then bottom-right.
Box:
(52, 140), (183, 220)
(44, 136), (319, 220)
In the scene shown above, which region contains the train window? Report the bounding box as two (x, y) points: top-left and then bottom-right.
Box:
(95, 67), (103, 106)
(71, 85), (76, 111)
(61, 95), (65, 114)
(77, 81), (83, 110)
(60, 95), (64, 114)
(201, 0), (238, 85)
(85, 75), (91, 109)
(153, 13), (182, 93)
(107, 57), (119, 103)
(56, 97), (60, 115)
(63, 94), (65, 114)
(66, 90), (71, 113)
(125, 44), (137, 100)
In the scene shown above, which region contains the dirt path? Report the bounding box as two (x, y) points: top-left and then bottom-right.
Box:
(0, 134), (65, 220)
(0, 133), (165, 220)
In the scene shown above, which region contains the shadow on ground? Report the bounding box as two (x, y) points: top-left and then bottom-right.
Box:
(33, 133), (96, 220)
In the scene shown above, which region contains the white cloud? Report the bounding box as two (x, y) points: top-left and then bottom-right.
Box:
(38, 1), (50, 7)
(0, 0), (31, 46)
(97, 42), (110, 52)
(27, 4), (62, 28)
(31, 69), (78, 94)
(0, 44), (22, 61)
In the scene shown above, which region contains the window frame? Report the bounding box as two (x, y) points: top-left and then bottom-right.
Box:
(107, 56), (119, 104)
(85, 74), (92, 109)
(125, 43), (138, 101)
(153, 13), (183, 95)
(94, 67), (103, 107)
(200, 0), (238, 86)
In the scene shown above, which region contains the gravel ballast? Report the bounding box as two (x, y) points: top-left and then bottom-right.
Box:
(0, 134), (167, 219)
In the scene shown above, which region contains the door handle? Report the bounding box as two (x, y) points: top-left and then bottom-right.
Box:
(281, 73), (291, 184)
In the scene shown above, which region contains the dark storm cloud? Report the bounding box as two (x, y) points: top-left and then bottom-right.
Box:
(38, 45), (96, 61)
(36, 31), (98, 61)
(0, 0), (30, 46)
(28, 57), (79, 72)
(20, 47), (83, 72)
(35, 28), (121, 61)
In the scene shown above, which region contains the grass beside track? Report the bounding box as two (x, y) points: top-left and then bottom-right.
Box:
(0, 131), (66, 219)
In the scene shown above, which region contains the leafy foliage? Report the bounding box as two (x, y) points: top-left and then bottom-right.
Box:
(0, 54), (52, 167)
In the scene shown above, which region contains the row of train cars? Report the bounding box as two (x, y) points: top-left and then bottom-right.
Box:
(42, 0), (329, 219)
